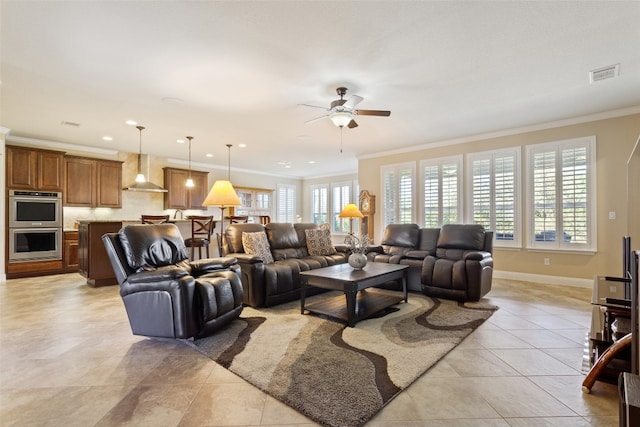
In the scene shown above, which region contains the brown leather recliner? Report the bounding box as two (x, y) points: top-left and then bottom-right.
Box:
(102, 223), (244, 339)
(420, 224), (494, 302)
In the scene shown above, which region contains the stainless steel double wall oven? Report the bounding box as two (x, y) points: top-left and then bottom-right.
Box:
(8, 190), (63, 261)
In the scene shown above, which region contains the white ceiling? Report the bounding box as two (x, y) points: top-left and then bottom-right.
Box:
(2, 1), (639, 178)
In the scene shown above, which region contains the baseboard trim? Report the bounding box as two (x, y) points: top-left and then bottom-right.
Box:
(494, 270), (592, 288)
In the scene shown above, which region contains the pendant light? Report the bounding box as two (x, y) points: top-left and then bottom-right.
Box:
(123, 125), (168, 192)
(185, 136), (194, 188)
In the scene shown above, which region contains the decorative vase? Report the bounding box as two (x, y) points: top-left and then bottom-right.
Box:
(348, 253), (367, 270)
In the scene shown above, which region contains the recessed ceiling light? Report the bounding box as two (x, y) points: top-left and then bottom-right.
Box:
(239, 143), (247, 148)
(308, 160), (316, 164)
(102, 136), (113, 141)
(206, 153), (213, 158)
(285, 165), (292, 168)
(177, 139), (185, 144)
(277, 160), (291, 166)
(125, 120), (137, 126)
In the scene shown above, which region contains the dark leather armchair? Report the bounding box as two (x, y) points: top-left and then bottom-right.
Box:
(102, 223), (244, 339)
(421, 224), (493, 302)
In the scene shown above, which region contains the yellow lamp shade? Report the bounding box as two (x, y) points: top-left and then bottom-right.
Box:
(338, 203), (364, 218)
(202, 180), (242, 207)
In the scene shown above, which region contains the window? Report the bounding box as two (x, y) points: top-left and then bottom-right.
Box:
(310, 185), (328, 225)
(467, 148), (520, 247)
(332, 182), (352, 233)
(277, 184), (296, 223)
(526, 136), (596, 251)
(419, 156), (462, 227)
(381, 162), (415, 227)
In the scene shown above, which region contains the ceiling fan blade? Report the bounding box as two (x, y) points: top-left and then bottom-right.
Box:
(355, 109), (391, 117)
(299, 103), (329, 110)
(304, 114), (329, 124)
(348, 120), (358, 129)
(343, 95), (364, 109)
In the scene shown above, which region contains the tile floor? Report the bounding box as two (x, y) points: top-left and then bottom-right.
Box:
(0, 274), (619, 426)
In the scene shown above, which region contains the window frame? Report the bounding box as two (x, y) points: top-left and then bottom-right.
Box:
(466, 147), (521, 248)
(418, 155), (463, 228)
(380, 161), (416, 229)
(276, 183), (296, 223)
(525, 136), (597, 252)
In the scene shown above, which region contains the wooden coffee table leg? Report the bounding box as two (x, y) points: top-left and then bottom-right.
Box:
(301, 277), (307, 314)
(345, 289), (357, 327)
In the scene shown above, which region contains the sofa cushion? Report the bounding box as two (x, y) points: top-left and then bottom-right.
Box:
(305, 228), (337, 256)
(267, 223), (308, 260)
(118, 224), (188, 272)
(242, 231), (274, 264)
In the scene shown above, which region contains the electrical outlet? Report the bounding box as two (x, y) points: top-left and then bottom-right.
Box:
(609, 211), (616, 220)
(544, 258), (550, 266)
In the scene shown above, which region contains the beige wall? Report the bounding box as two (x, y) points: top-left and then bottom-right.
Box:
(358, 113), (640, 282)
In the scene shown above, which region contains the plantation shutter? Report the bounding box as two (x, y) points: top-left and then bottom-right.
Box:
(277, 184), (296, 223)
(311, 186), (328, 225)
(468, 148), (519, 245)
(421, 157), (460, 227)
(382, 162), (415, 227)
(527, 136), (594, 250)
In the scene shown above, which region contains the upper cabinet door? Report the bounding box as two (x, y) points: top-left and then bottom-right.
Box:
(188, 171), (209, 209)
(96, 160), (122, 208)
(38, 151), (64, 191)
(64, 157), (96, 206)
(7, 146), (63, 191)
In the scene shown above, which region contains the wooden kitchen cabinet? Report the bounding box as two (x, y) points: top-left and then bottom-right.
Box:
(64, 156), (122, 207)
(78, 221), (122, 287)
(63, 231), (79, 272)
(163, 167), (209, 209)
(6, 145), (64, 191)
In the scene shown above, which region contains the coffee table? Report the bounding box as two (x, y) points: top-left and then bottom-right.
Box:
(300, 263), (408, 327)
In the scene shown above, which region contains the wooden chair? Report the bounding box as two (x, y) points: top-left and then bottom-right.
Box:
(229, 215), (249, 224)
(185, 215), (216, 260)
(141, 215), (170, 224)
(259, 215), (271, 225)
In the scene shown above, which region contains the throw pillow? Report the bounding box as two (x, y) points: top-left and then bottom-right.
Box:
(305, 228), (337, 256)
(242, 231), (274, 264)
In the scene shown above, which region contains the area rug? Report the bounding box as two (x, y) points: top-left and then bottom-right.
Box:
(189, 290), (497, 427)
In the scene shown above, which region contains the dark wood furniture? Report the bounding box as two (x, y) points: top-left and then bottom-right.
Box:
(359, 190), (375, 239)
(63, 230), (79, 272)
(163, 167), (209, 209)
(185, 215), (216, 260)
(78, 221), (122, 287)
(229, 215), (249, 224)
(63, 156), (123, 207)
(300, 263), (408, 327)
(6, 145), (64, 191)
(141, 215), (170, 224)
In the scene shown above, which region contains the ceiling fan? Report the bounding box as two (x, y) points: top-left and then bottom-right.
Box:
(301, 87), (391, 129)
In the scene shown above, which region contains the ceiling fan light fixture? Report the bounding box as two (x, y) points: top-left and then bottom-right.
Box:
(330, 111), (352, 128)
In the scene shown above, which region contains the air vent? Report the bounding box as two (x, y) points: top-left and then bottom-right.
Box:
(590, 64), (620, 83)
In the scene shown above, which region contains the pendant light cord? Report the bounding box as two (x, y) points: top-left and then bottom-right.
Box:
(186, 136), (193, 179)
(226, 144), (232, 180)
(136, 125), (145, 175)
(340, 127), (343, 153)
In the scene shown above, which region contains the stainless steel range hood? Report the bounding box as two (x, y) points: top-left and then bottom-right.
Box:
(123, 154), (168, 193)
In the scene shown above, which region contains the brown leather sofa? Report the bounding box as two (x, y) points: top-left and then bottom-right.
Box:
(102, 223), (244, 339)
(221, 222), (349, 307)
(367, 223), (493, 301)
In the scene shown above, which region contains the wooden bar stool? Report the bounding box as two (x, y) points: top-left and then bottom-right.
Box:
(141, 215), (170, 224)
(259, 215), (271, 225)
(229, 215), (249, 224)
(185, 215), (216, 260)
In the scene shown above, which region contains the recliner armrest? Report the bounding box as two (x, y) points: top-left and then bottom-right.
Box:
(366, 245), (384, 254)
(126, 266), (190, 284)
(404, 250), (430, 259)
(463, 251), (492, 261)
(190, 257), (238, 276)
